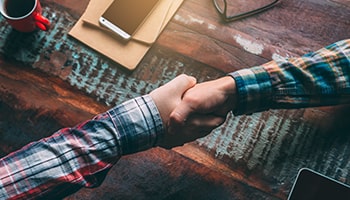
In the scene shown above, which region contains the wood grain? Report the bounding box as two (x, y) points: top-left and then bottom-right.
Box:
(0, 0), (349, 199)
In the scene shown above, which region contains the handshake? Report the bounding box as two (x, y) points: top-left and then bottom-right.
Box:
(149, 74), (236, 149)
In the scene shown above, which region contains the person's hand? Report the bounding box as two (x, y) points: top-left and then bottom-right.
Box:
(149, 74), (196, 133)
(164, 76), (237, 148)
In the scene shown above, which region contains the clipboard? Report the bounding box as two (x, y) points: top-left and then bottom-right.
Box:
(69, 0), (184, 70)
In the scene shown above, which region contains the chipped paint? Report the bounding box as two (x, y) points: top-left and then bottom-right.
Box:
(174, 14), (217, 31)
(208, 24), (217, 30)
(2, 1), (350, 199)
(188, 15), (205, 25)
(234, 35), (264, 55)
(197, 106), (350, 191)
(0, 6), (161, 106)
(272, 53), (288, 63)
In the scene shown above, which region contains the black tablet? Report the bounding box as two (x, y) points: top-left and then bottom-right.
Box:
(287, 168), (350, 200)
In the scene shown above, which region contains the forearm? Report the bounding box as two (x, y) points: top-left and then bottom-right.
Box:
(0, 95), (164, 199)
(230, 39), (350, 115)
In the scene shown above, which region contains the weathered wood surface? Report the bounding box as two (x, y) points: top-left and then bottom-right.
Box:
(0, 0), (349, 199)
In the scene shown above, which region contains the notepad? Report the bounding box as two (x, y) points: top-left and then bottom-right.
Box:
(69, 0), (184, 70)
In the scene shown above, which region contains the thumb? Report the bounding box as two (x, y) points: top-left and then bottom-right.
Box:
(169, 99), (193, 126)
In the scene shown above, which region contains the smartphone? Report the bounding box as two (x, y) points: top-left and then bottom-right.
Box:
(99, 0), (160, 40)
(287, 168), (350, 200)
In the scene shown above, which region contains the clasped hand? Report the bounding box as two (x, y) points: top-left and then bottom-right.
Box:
(150, 74), (236, 149)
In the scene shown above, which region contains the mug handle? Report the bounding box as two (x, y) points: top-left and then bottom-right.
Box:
(34, 12), (50, 31)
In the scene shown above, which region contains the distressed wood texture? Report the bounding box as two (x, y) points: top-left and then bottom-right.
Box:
(0, 0), (349, 199)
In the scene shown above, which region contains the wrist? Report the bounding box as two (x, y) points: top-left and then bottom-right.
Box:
(220, 76), (237, 111)
(219, 76), (236, 94)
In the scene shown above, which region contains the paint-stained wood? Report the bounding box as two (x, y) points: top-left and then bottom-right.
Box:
(0, 0), (349, 199)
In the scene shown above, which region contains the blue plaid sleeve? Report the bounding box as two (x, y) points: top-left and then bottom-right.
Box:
(229, 39), (350, 115)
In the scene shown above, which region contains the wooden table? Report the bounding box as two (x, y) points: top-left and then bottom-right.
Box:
(0, 0), (349, 199)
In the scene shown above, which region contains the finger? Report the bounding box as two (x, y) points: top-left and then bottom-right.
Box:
(185, 114), (227, 131)
(168, 113), (226, 136)
(163, 74), (197, 97)
(176, 115), (226, 143)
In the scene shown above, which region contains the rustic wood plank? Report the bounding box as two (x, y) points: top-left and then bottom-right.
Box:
(0, 57), (279, 200)
(0, 0), (349, 199)
(0, 58), (109, 155)
(178, 0), (350, 51)
(161, 0), (350, 72)
(164, 0), (350, 198)
(175, 106), (350, 198)
(66, 148), (281, 200)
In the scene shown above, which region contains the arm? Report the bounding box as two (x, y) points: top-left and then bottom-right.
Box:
(170, 39), (350, 132)
(0, 74), (196, 199)
(0, 96), (160, 200)
(231, 39), (350, 115)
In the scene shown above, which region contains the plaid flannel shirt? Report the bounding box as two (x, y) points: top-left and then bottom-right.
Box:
(0, 95), (164, 199)
(230, 39), (350, 115)
(0, 39), (349, 199)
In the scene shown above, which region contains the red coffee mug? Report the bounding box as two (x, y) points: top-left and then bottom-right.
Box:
(0, 0), (50, 32)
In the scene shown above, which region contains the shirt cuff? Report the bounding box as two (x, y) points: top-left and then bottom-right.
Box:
(107, 95), (164, 155)
(229, 65), (273, 115)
